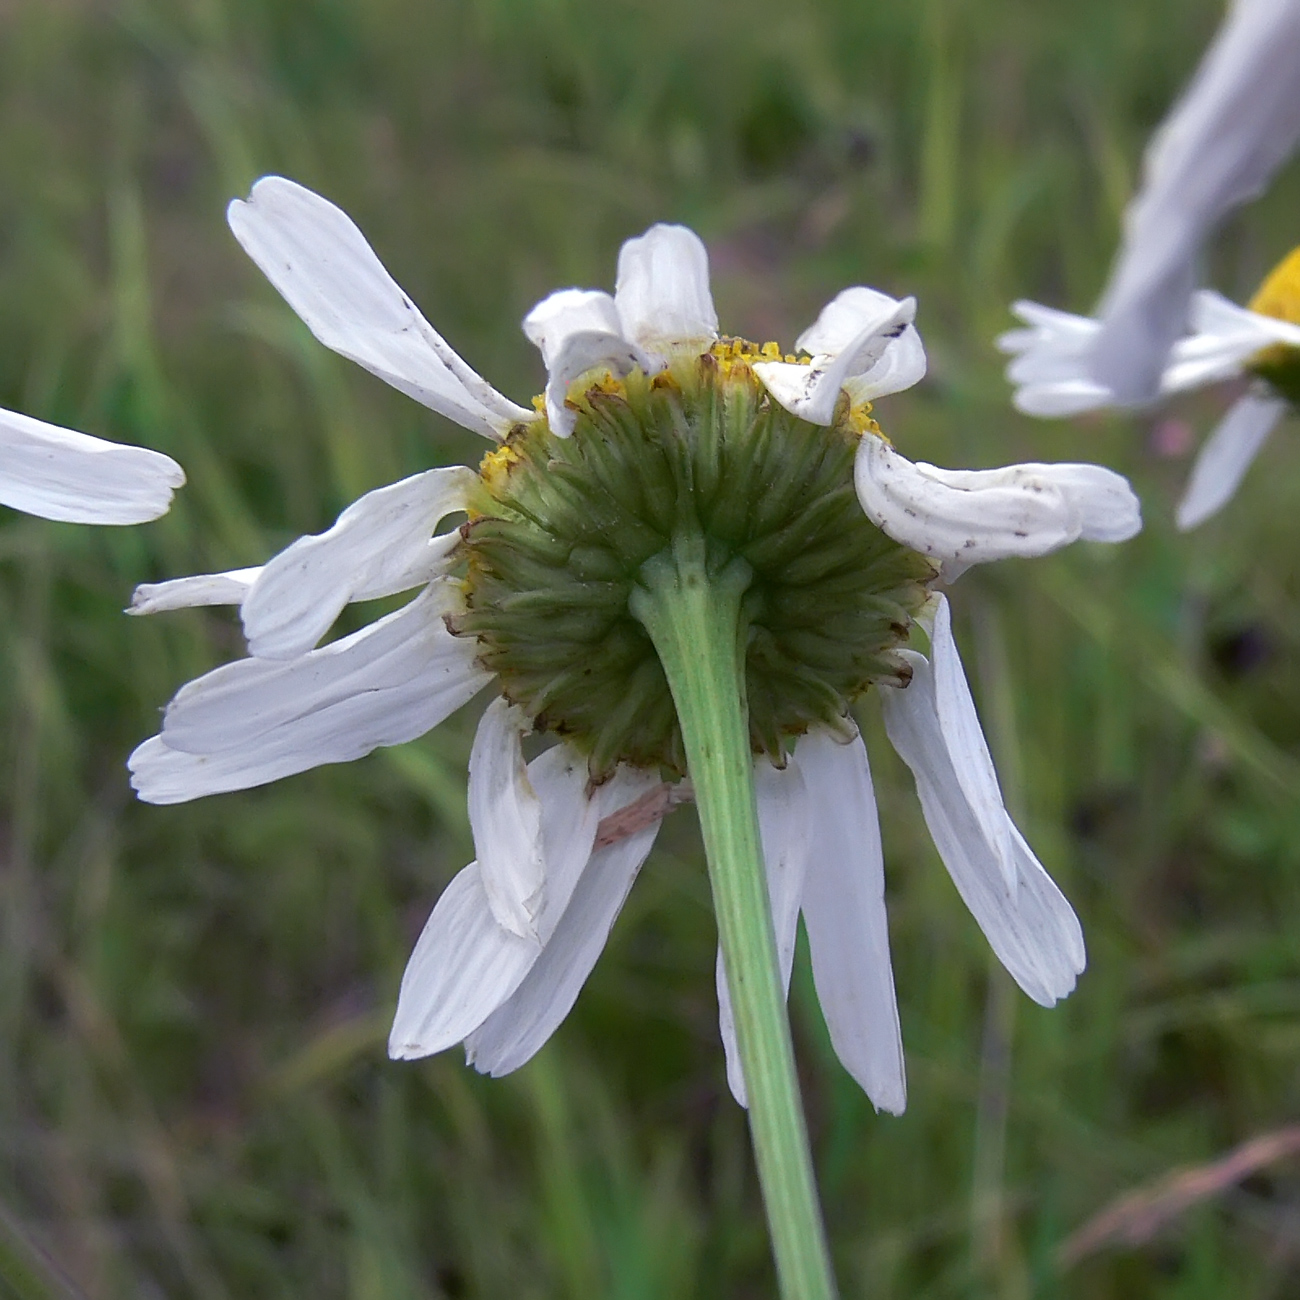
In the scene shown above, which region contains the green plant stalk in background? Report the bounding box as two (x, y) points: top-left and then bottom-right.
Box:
(631, 534), (837, 1300)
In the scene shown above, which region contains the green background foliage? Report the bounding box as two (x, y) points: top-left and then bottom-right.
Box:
(0, 0), (1298, 1295)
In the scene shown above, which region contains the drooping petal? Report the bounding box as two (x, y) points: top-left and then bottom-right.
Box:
(1176, 387), (1288, 530)
(880, 649), (1086, 1007)
(241, 466), (476, 659)
(0, 407), (184, 525)
(386, 862), (543, 1061)
(854, 437), (1141, 567)
(129, 584), (489, 804)
(389, 743), (607, 1060)
(797, 728), (906, 1114)
(467, 697), (546, 939)
(926, 595), (1014, 890)
(716, 757), (811, 1107)
(1089, 0), (1300, 404)
(227, 176), (534, 438)
(129, 568), (262, 615)
(614, 223), (718, 354)
(754, 294), (919, 425)
(462, 765), (664, 1076)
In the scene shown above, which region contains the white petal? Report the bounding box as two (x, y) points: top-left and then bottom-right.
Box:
(129, 584), (488, 803)
(129, 568), (262, 615)
(227, 176), (533, 438)
(614, 223), (718, 353)
(926, 596), (1014, 890)
(523, 289), (624, 366)
(388, 743), (610, 1060)
(1176, 387), (1288, 530)
(542, 330), (650, 437)
(880, 650), (1085, 1006)
(523, 291), (661, 434)
(241, 466), (476, 659)
(794, 287), (927, 405)
(467, 697), (546, 939)
(717, 757), (811, 1108)
(1089, 0), (1300, 403)
(797, 728), (906, 1114)
(462, 765), (663, 1076)
(0, 407), (184, 524)
(844, 325), (927, 404)
(755, 296), (918, 425)
(854, 437), (1141, 564)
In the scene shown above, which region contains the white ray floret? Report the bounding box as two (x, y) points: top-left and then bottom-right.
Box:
(129, 567), (262, 616)
(855, 436), (1140, 572)
(754, 287), (925, 426)
(880, 597), (1085, 1007)
(0, 406), (184, 525)
(391, 752), (657, 1061)
(787, 728), (906, 1115)
(241, 465), (476, 658)
(716, 757), (812, 1108)
(129, 584), (489, 803)
(228, 176), (535, 439)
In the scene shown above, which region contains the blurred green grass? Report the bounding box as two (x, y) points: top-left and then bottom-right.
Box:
(1, 0), (1299, 1295)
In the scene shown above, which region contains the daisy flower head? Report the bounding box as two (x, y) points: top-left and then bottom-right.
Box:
(1001, 243), (1300, 530)
(1088, 0), (1300, 405)
(130, 175), (1141, 1116)
(0, 405), (183, 525)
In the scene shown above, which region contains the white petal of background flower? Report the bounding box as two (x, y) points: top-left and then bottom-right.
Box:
(755, 294), (918, 425)
(129, 567), (262, 615)
(881, 649), (1085, 1006)
(228, 176), (534, 438)
(1090, 0), (1300, 403)
(717, 757), (811, 1108)
(797, 728), (906, 1115)
(0, 406), (184, 524)
(463, 764), (664, 1076)
(390, 746), (634, 1062)
(241, 465), (476, 658)
(855, 438), (1140, 566)
(129, 584), (488, 803)
(1176, 387), (1288, 530)
(614, 223), (718, 354)
(468, 697), (548, 939)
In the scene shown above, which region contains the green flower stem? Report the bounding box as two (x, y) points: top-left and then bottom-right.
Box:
(630, 532), (838, 1300)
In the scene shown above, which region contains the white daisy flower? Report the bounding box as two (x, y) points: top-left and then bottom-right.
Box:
(0, 405), (184, 525)
(1089, 0), (1300, 404)
(1001, 244), (1300, 529)
(130, 176), (1139, 1112)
